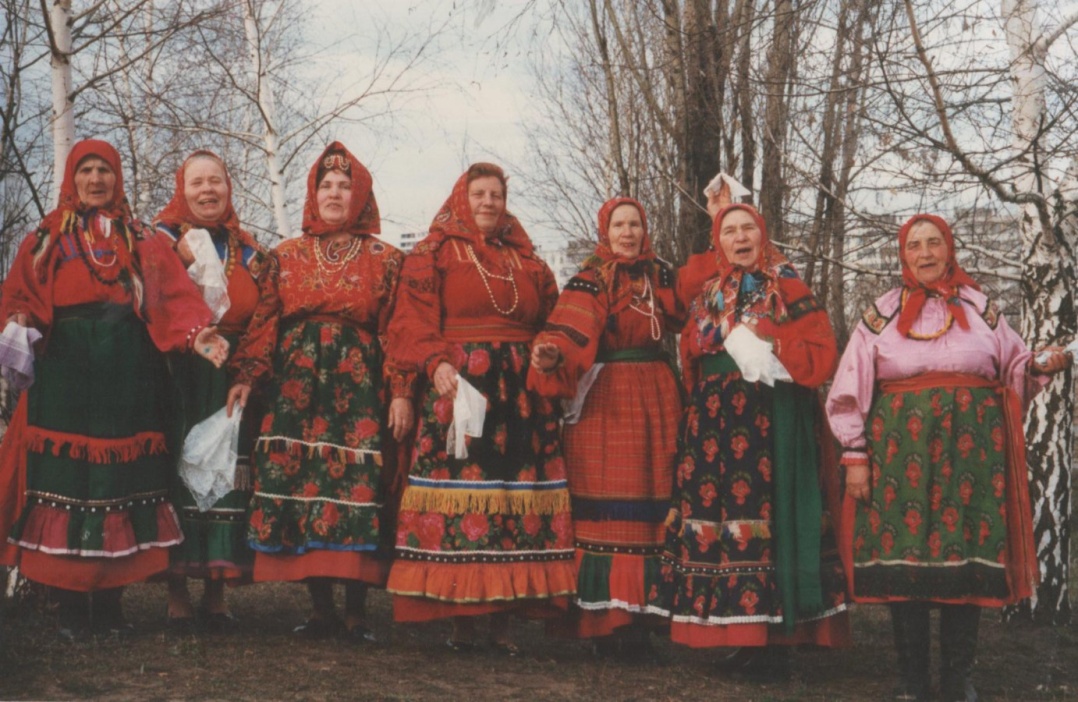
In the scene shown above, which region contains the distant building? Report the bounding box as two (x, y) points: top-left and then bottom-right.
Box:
(396, 230), (423, 253)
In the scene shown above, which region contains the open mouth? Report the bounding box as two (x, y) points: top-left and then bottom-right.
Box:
(735, 246), (753, 257)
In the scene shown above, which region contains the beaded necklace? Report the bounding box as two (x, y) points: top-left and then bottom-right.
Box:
(466, 243), (519, 315)
(73, 218), (125, 286)
(900, 288), (954, 340)
(313, 236), (363, 288)
(627, 273), (661, 341)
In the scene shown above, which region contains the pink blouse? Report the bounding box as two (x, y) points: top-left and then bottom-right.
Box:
(826, 286), (1044, 450)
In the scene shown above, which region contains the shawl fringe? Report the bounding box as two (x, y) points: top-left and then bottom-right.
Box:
(24, 427), (166, 464)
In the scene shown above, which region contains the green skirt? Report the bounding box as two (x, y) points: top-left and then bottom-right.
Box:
(167, 330), (255, 581)
(11, 303), (182, 557)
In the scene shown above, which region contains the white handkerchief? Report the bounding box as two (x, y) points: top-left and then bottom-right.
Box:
(704, 172), (752, 200)
(561, 363), (604, 425)
(723, 324), (792, 387)
(447, 376), (487, 459)
(0, 321), (43, 391)
(184, 228), (231, 323)
(178, 406), (242, 512)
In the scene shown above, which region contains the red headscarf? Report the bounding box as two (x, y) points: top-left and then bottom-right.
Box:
(699, 203), (793, 338)
(301, 141), (380, 238)
(581, 197), (657, 311)
(427, 163), (535, 256)
(153, 150), (260, 251)
(32, 139), (138, 271)
(895, 214), (981, 338)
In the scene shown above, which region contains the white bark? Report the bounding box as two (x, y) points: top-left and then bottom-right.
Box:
(48, 0), (74, 198)
(1004, 0), (1073, 623)
(242, 0), (291, 238)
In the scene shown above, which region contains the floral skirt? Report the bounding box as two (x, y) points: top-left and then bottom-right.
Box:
(388, 341), (576, 621)
(9, 303), (182, 590)
(559, 358), (680, 638)
(247, 319), (389, 585)
(852, 384), (1011, 605)
(167, 329), (256, 582)
(651, 357), (849, 648)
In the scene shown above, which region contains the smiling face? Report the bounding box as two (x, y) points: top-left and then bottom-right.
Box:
(606, 203), (644, 258)
(718, 208), (763, 271)
(316, 170), (353, 226)
(903, 221), (950, 285)
(183, 156), (229, 223)
(73, 157), (117, 209)
(467, 175), (506, 235)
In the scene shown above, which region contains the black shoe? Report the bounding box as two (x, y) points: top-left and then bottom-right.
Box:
(203, 611), (239, 634)
(742, 646), (791, 683)
(166, 614), (197, 636)
(940, 605), (980, 702)
(342, 623), (377, 644)
(891, 602), (931, 701)
(293, 617), (342, 639)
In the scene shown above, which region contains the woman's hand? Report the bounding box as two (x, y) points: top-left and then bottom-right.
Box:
(530, 342), (561, 372)
(706, 179), (731, 221)
(433, 362), (459, 400)
(6, 313), (28, 327)
(194, 326), (230, 368)
(1031, 346), (1070, 375)
(387, 397), (414, 442)
(176, 234), (197, 267)
(226, 384), (250, 418)
(845, 463), (870, 504)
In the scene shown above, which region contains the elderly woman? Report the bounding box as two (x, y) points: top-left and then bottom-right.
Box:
(154, 150), (265, 631)
(386, 163), (575, 654)
(227, 142), (413, 642)
(0, 139), (227, 639)
(528, 197), (680, 659)
(826, 214), (1066, 702)
(651, 203), (850, 679)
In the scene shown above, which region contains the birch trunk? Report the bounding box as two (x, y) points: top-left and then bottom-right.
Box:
(243, 0), (291, 238)
(1004, 0), (1073, 624)
(48, 0), (74, 198)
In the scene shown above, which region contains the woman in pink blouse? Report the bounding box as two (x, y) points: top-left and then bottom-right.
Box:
(826, 214), (1067, 702)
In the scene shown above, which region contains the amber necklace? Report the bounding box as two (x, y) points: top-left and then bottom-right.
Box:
(466, 243), (519, 315)
(628, 274), (661, 341)
(901, 289), (954, 340)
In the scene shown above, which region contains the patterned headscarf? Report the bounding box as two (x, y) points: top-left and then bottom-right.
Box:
(153, 150), (260, 251)
(895, 214), (981, 338)
(301, 141), (380, 238)
(427, 163), (534, 256)
(698, 203), (793, 343)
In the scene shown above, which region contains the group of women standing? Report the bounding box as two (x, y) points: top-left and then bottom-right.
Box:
(0, 137), (1068, 702)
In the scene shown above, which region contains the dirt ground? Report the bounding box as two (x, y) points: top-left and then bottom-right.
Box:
(0, 578), (1075, 701)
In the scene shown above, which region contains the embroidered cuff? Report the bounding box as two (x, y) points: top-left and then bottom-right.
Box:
(184, 324), (205, 353)
(840, 450), (869, 467)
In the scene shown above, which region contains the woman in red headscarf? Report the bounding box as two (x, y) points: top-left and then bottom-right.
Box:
(154, 150), (265, 631)
(651, 203), (850, 678)
(0, 139), (228, 639)
(227, 142), (413, 642)
(527, 197), (681, 658)
(826, 214), (1067, 702)
(385, 163), (575, 654)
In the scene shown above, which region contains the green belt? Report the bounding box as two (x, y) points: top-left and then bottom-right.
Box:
(596, 348), (664, 363)
(53, 302), (134, 322)
(699, 352), (740, 375)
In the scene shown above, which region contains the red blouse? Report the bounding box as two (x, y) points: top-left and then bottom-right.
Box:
(229, 236), (414, 397)
(528, 264), (680, 398)
(387, 236), (559, 379)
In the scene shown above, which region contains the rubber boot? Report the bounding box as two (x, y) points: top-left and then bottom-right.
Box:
(939, 604), (980, 702)
(890, 601), (931, 700)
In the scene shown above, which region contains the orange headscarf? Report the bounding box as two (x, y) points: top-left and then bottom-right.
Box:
(301, 141), (380, 238)
(427, 163), (535, 256)
(582, 196), (657, 312)
(895, 214), (981, 338)
(153, 150), (260, 251)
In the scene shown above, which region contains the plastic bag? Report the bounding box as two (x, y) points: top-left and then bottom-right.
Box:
(178, 406), (242, 512)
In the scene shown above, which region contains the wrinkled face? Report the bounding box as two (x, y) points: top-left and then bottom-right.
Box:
(607, 203), (644, 258)
(316, 170), (353, 226)
(183, 157), (229, 223)
(73, 156), (117, 209)
(903, 221), (950, 285)
(718, 209), (763, 271)
(467, 175), (506, 235)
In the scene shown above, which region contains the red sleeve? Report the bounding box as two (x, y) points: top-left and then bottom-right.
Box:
(534, 257), (560, 324)
(228, 251), (281, 389)
(0, 233), (53, 332)
(676, 252), (718, 319)
(377, 248), (418, 400)
(754, 278), (837, 389)
(138, 232), (212, 353)
(386, 242), (453, 381)
(527, 273), (606, 399)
